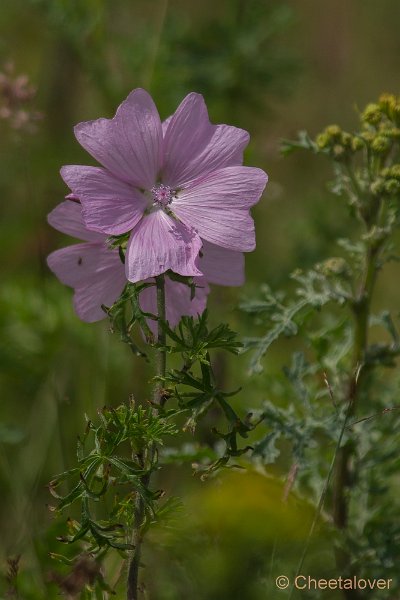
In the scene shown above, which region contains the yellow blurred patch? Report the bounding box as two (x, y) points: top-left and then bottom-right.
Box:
(185, 470), (315, 543)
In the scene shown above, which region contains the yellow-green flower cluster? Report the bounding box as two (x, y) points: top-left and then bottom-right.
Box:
(377, 93), (400, 123)
(371, 164), (400, 197)
(362, 94), (400, 126)
(360, 94), (400, 156)
(316, 125), (362, 162)
(316, 94), (400, 163)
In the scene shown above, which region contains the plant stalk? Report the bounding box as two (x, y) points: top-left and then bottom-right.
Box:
(289, 395), (354, 600)
(127, 274), (166, 600)
(332, 242), (381, 598)
(154, 274), (167, 405)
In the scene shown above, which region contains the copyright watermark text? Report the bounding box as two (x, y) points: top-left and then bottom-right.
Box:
(276, 575), (393, 591)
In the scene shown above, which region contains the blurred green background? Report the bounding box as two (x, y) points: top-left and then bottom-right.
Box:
(1, 0), (400, 597)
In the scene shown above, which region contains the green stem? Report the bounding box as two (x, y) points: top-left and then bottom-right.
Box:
(289, 397), (354, 600)
(127, 455), (149, 600)
(345, 164), (364, 201)
(332, 240), (381, 598)
(127, 275), (166, 600)
(154, 274), (167, 405)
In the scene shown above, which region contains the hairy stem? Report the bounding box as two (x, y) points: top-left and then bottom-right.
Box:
(333, 242), (381, 598)
(289, 397), (354, 600)
(127, 274), (166, 600)
(154, 274), (167, 405)
(127, 456), (149, 600)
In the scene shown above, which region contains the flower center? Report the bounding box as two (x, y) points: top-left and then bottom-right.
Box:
(151, 183), (174, 207)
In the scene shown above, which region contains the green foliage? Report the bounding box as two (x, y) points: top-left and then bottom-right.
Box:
(25, 0), (298, 122)
(162, 309), (242, 361)
(28, 0), (117, 105)
(102, 281), (157, 355)
(50, 401), (178, 556)
(157, 312), (254, 477)
(150, 0), (298, 121)
(243, 94), (400, 596)
(46, 290), (255, 595)
(281, 130), (318, 156)
(241, 266), (349, 374)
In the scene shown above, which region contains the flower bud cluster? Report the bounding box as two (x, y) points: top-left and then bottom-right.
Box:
(377, 93), (400, 124)
(310, 94), (400, 229)
(358, 94), (400, 158)
(315, 94), (400, 166)
(316, 125), (361, 162)
(371, 164), (400, 197)
(362, 95), (400, 127)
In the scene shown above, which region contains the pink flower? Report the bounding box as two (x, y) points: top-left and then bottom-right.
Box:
(47, 200), (126, 322)
(60, 89), (267, 284)
(47, 200), (244, 327)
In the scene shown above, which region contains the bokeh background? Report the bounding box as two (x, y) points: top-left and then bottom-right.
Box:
(1, 1), (400, 597)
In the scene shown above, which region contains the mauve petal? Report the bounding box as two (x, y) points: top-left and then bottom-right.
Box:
(48, 242), (126, 322)
(200, 240), (245, 286)
(139, 276), (209, 334)
(74, 88), (163, 189)
(164, 276), (209, 327)
(65, 193), (80, 202)
(192, 124), (249, 173)
(125, 210), (203, 283)
(172, 166), (268, 251)
(48, 243), (97, 287)
(74, 267), (126, 323)
(47, 242), (123, 288)
(163, 94), (250, 187)
(61, 165), (147, 235)
(162, 94), (210, 186)
(47, 201), (105, 243)
(162, 116), (172, 136)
